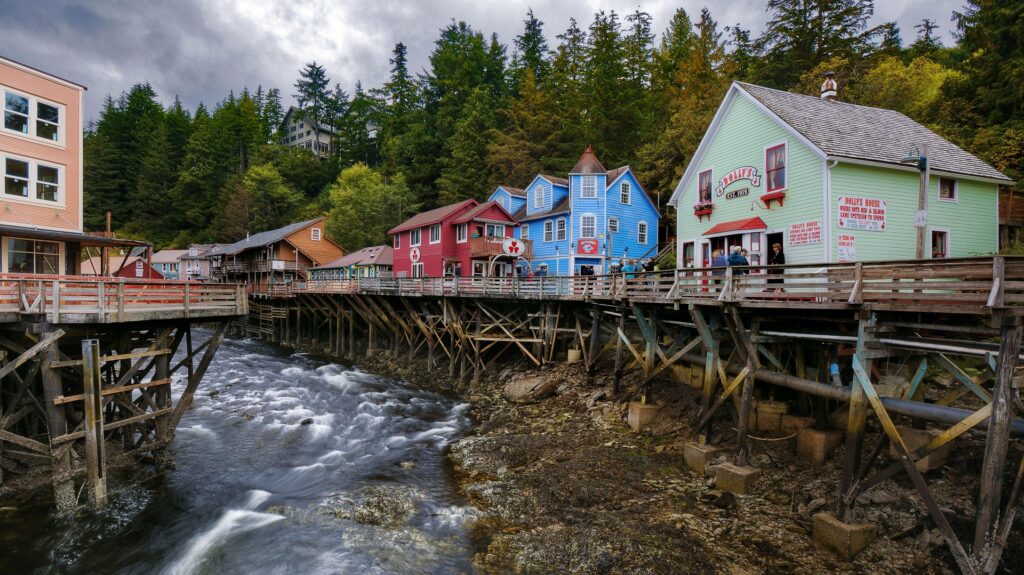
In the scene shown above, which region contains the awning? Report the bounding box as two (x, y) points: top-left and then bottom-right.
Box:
(703, 217), (767, 236)
(0, 224), (149, 247)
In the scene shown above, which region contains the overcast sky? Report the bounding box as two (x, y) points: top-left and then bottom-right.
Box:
(3, 0), (965, 123)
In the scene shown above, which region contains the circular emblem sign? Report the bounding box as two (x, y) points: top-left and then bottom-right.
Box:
(502, 238), (524, 257)
(577, 239), (599, 255)
(409, 247), (421, 263)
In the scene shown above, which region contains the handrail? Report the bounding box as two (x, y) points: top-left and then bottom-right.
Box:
(293, 256), (1023, 314)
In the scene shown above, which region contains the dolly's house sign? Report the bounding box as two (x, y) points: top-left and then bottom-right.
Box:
(716, 167), (761, 197)
(837, 196), (886, 231)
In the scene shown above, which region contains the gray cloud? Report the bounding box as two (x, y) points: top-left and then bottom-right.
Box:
(2, 0), (964, 123)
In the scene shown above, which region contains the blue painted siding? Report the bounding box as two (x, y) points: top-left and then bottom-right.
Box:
(488, 186), (527, 215)
(605, 170), (659, 265)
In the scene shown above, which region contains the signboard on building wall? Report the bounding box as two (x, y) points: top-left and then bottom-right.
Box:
(715, 167), (761, 197)
(503, 238), (525, 256)
(409, 247), (421, 263)
(837, 196), (886, 231)
(838, 234), (856, 262)
(788, 220), (822, 246)
(577, 239), (600, 255)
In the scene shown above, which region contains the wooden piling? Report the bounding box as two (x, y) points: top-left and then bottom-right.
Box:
(81, 339), (107, 506)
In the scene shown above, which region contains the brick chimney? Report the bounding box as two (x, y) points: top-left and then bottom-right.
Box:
(820, 71), (838, 101)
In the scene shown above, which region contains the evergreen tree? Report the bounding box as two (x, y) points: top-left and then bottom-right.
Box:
(262, 88), (284, 141)
(583, 10), (629, 162)
(217, 164), (305, 241)
(164, 96), (193, 170)
(437, 87), (496, 204)
(487, 70), (562, 187)
(293, 62), (333, 128)
(334, 83), (380, 166)
(512, 9), (551, 91)
(949, 0), (1024, 123)
(484, 33), (509, 101)
(549, 18), (589, 169)
(325, 164), (419, 249)
(130, 121), (178, 243)
(910, 18), (942, 59)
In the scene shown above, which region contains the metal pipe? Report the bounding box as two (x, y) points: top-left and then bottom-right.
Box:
(677, 351), (1024, 437)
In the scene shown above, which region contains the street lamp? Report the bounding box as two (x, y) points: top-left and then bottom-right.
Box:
(900, 144), (929, 259)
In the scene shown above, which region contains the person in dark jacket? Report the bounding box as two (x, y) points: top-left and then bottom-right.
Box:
(727, 246), (749, 274)
(767, 242), (785, 292)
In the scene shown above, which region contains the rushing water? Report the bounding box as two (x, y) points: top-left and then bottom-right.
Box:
(0, 334), (475, 574)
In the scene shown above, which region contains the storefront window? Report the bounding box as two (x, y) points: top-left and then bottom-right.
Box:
(8, 238), (59, 274)
(766, 144), (786, 191)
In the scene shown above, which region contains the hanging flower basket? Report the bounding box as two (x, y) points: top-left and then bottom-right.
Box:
(693, 202), (714, 221)
(761, 191), (786, 208)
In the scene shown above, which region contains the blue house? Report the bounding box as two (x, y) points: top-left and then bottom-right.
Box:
(489, 145), (660, 275)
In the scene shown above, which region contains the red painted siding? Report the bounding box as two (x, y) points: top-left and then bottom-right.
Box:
(391, 202), (519, 277)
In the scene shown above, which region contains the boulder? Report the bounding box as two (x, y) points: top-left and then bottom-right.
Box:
(503, 375), (560, 403)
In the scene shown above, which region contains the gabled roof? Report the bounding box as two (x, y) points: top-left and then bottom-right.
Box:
(736, 82), (1009, 182)
(152, 249), (188, 263)
(1, 56), (87, 90)
(606, 166), (629, 182)
(451, 201), (519, 224)
(519, 197), (572, 222)
(211, 218), (325, 256)
(704, 217), (767, 236)
(669, 82), (1011, 207)
(539, 174), (569, 187)
(388, 200), (477, 234)
(314, 245), (393, 269)
(570, 144), (606, 174)
(497, 186), (527, 198)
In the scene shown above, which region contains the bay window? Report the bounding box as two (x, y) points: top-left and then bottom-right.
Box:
(766, 143), (786, 192)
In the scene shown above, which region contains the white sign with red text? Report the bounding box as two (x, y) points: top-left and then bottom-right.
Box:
(838, 234), (856, 262)
(837, 196), (886, 231)
(788, 220), (822, 246)
(715, 166), (761, 197)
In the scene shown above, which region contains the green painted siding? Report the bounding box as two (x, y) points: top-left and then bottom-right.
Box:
(677, 93), (825, 265)
(829, 163), (998, 261)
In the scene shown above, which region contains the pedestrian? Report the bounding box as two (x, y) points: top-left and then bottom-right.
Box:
(710, 249), (728, 288)
(768, 242), (785, 292)
(728, 246), (749, 274)
(621, 258), (637, 280)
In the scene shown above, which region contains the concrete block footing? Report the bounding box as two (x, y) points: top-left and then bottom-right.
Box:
(683, 443), (726, 475)
(812, 512), (877, 560)
(627, 402), (661, 433)
(714, 462), (761, 494)
(797, 428), (844, 465)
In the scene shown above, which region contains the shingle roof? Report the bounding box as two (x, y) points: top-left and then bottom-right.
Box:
(151, 249), (188, 263)
(570, 144), (606, 174)
(737, 82), (1011, 182)
(500, 186), (527, 197)
(518, 197), (572, 222)
(540, 174), (569, 186)
(315, 245), (393, 269)
(211, 218), (323, 256)
(451, 201), (518, 224)
(388, 200), (476, 234)
(606, 166), (628, 182)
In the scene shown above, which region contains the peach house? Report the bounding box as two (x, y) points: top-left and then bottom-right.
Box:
(1, 56), (143, 276)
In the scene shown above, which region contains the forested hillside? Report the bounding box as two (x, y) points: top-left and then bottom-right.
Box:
(82, 0), (1024, 251)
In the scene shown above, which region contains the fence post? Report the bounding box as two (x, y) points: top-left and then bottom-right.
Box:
(184, 282), (191, 318)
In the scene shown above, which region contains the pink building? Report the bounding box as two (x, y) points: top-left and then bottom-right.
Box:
(389, 200), (530, 277)
(0, 56), (141, 275)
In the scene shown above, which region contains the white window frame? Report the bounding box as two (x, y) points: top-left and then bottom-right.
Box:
(2, 153), (65, 207)
(521, 224), (529, 240)
(2, 86), (65, 147)
(929, 227), (951, 258)
(620, 182), (631, 205)
(456, 223), (468, 243)
(581, 175), (596, 198)
(533, 185), (544, 208)
(429, 224), (442, 244)
(310, 227), (321, 241)
(485, 223), (505, 237)
(410, 228), (421, 247)
(764, 141), (788, 193)
(580, 214), (596, 239)
(556, 218), (567, 241)
(698, 168), (713, 203)
(544, 220), (553, 242)
(411, 262), (424, 277)
(638, 221), (649, 245)
(937, 177), (958, 203)
(608, 217), (619, 233)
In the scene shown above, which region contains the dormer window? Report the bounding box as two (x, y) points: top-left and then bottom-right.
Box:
(311, 227), (321, 241)
(533, 186), (543, 208)
(581, 175), (596, 198)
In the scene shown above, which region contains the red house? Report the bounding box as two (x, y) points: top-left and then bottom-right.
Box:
(389, 200), (531, 277)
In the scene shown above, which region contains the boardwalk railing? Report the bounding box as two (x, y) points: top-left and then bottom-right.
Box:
(0, 274), (247, 323)
(299, 256), (1024, 315)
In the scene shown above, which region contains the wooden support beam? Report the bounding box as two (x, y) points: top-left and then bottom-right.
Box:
(613, 313), (626, 394)
(0, 330), (64, 381)
(837, 314), (874, 521)
(168, 322), (228, 432)
(81, 339), (107, 506)
(39, 333), (74, 510)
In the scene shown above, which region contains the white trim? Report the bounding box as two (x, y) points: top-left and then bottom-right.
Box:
(927, 226), (951, 258)
(828, 156), (1012, 186)
(824, 159), (836, 262)
(619, 181), (631, 205)
(543, 220), (553, 242)
(763, 140), (788, 194)
(1, 84), (67, 147)
(310, 227), (321, 241)
(936, 176), (958, 203)
(521, 223), (529, 240)
(456, 223), (468, 243)
(1, 152), (66, 207)
(996, 183), (1001, 250)
(579, 213), (596, 239)
(410, 228), (421, 247)
(78, 88), (83, 232)
(608, 217), (619, 233)
(702, 225), (767, 239)
(606, 167), (659, 212)
(0, 58), (87, 91)
(580, 175), (596, 198)
(556, 217), (567, 241)
(637, 220), (649, 245)
(428, 223), (442, 244)
(668, 82), (827, 207)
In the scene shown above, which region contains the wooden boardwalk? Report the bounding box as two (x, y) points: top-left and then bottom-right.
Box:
(299, 256), (1020, 317)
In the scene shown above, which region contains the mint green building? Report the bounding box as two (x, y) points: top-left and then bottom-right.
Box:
(667, 82), (1013, 269)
